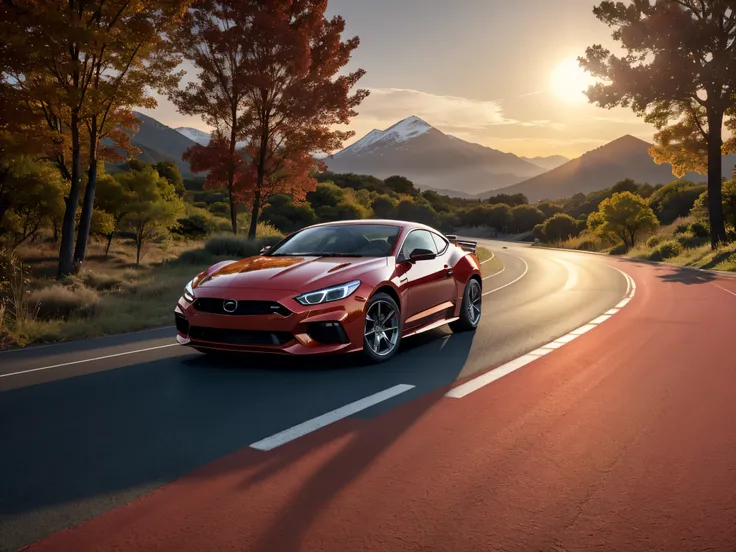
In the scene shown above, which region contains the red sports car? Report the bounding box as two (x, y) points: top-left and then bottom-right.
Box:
(174, 220), (483, 363)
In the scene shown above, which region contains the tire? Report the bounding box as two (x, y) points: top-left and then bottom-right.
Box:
(450, 277), (482, 332)
(362, 292), (402, 363)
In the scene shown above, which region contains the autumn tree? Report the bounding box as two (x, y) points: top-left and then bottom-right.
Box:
(174, 0), (368, 239)
(591, 192), (659, 249)
(1, 0), (187, 278)
(580, 1), (736, 248)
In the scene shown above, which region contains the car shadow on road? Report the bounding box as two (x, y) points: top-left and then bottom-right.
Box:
(0, 328), (475, 551)
(178, 331), (477, 552)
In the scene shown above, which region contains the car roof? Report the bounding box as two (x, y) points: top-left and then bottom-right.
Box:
(305, 219), (439, 233)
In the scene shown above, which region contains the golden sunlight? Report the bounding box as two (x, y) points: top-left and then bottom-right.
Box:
(549, 57), (596, 103)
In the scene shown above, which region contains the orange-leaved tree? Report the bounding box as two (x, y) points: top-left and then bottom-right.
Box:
(72, 1), (188, 271)
(1, 0), (188, 278)
(173, 0), (368, 239)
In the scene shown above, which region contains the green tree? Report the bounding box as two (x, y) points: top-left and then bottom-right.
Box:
(580, 1), (736, 247)
(648, 180), (707, 224)
(511, 204), (546, 232)
(691, 179), (736, 230)
(541, 213), (580, 243)
(591, 192), (659, 249)
(537, 201), (564, 218)
(154, 161), (185, 196)
(371, 195), (397, 218)
(487, 203), (513, 231)
(395, 199), (438, 227)
(487, 193), (528, 207)
(95, 173), (134, 257)
(261, 195), (318, 233)
(385, 175), (416, 195)
(117, 166), (184, 265)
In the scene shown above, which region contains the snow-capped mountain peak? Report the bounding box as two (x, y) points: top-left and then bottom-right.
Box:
(175, 127), (211, 146)
(341, 116), (434, 155)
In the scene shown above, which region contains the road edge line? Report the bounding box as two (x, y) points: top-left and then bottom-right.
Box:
(447, 267), (636, 399)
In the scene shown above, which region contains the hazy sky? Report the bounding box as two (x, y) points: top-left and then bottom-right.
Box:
(142, 0), (653, 159)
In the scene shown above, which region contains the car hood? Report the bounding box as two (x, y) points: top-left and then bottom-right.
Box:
(196, 255), (388, 292)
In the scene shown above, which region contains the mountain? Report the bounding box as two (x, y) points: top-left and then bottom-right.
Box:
(111, 112), (200, 177)
(175, 126), (211, 146)
(522, 155), (569, 171)
(493, 135), (733, 202)
(323, 116), (546, 195)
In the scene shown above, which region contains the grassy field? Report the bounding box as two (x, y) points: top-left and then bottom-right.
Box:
(0, 241), (497, 350)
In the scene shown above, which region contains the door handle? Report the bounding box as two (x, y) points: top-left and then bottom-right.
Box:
(446, 267), (453, 277)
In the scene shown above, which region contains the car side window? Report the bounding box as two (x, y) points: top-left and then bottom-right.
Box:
(399, 230), (437, 261)
(431, 232), (449, 255)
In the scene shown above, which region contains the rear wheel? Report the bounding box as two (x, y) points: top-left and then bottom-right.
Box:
(362, 292), (402, 363)
(450, 278), (482, 332)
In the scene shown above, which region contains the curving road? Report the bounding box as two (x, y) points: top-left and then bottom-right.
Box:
(1, 242), (735, 551)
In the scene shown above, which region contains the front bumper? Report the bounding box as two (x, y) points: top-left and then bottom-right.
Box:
(174, 286), (368, 355)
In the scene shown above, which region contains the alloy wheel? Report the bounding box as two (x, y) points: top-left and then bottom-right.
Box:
(467, 280), (482, 325)
(364, 300), (400, 357)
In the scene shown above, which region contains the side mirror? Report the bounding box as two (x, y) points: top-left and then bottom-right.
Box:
(259, 245), (271, 255)
(409, 248), (436, 262)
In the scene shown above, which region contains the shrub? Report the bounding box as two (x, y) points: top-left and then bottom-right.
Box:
(688, 221), (709, 238)
(204, 234), (282, 258)
(646, 235), (662, 249)
(29, 284), (99, 320)
(609, 242), (630, 255)
(576, 239), (600, 251)
(674, 222), (690, 234)
(82, 271), (124, 291)
(651, 240), (683, 260)
(676, 232), (707, 249)
(177, 248), (219, 266)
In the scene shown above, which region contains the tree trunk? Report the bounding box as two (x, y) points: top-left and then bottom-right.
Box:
(228, 104), (238, 234)
(57, 110), (82, 280)
(74, 117), (99, 271)
(104, 232), (114, 258)
(706, 108), (728, 248)
(248, 190), (261, 240)
(136, 239), (142, 266)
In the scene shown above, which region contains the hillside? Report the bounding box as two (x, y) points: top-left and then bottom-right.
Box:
(324, 116), (546, 195)
(108, 112), (201, 177)
(175, 126), (211, 146)
(493, 135), (728, 202)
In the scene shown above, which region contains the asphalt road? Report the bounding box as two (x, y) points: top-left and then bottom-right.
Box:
(2, 241), (735, 551)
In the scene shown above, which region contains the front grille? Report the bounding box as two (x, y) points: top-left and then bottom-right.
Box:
(193, 298), (291, 317)
(189, 326), (293, 346)
(175, 313), (189, 335)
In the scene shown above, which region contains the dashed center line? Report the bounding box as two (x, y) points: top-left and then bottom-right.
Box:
(250, 384), (415, 451)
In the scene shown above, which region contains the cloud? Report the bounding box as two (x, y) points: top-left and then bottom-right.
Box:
(355, 87), (565, 133)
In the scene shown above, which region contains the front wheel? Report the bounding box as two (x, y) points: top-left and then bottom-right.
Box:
(450, 278), (482, 332)
(362, 292), (402, 363)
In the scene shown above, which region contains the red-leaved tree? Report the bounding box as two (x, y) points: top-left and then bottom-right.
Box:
(173, 0), (368, 238)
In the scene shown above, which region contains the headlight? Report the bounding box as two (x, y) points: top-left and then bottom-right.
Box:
(294, 280), (361, 306)
(183, 278), (198, 302)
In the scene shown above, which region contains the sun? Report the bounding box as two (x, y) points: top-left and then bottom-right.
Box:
(549, 57), (595, 103)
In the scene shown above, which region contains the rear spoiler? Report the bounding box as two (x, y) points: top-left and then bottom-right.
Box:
(445, 235), (477, 254)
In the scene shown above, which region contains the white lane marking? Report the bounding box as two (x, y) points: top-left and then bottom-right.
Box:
(483, 255), (529, 296)
(447, 266), (636, 399)
(553, 258), (580, 290)
(590, 314), (612, 325)
(0, 344), (179, 379)
(483, 263), (506, 280)
(480, 253), (495, 264)
(445, 355), (538, 399)
(570, 324), (596, 335)
(712, 283), (736, 297)
(250, 384), (415, 451)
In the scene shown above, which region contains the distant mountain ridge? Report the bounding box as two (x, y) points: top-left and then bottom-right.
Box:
(324, 116), (547, 195)
(522, 155), (569, 171)
(493, 135), (736, 202)
(175, 126), (211, 146)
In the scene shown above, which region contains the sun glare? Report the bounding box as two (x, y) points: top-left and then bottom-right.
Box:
(549, 57), (595, 104)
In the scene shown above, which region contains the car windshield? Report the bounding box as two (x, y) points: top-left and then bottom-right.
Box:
(267, 224), (402, 257)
